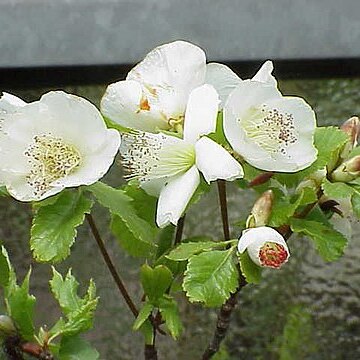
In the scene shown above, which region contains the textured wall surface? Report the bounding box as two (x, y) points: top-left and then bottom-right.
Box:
(1, 0), (360, 67)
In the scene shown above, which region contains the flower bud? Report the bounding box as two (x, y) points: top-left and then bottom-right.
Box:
(0, 315), (16, 336)
(331, 155), (360, 182)
(238, 226), (290, 269)
(341, 116), (360, 147)
(246, 190), (274, 228)
(340, 117), (360, 159)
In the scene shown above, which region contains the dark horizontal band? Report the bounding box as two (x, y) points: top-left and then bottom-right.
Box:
(1, 58), (359, 90)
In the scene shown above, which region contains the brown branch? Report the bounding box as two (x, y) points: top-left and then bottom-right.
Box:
(217, 180), (230, 241)
(86, 213), (139, 318)
(144, 344), (158, 360)
(174, 215), (186, 245)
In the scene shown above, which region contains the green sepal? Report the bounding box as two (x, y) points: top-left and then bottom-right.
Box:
(30, 189), (93, 263)
(183, 248), (239, 307)
(238, 251), (262, 284)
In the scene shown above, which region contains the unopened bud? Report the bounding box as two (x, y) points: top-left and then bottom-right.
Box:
(246, 190), (274, 228)
(238, 226), (290, 269)
(331, 155), (360, 182)
(0, 315), (16, 336)
(341, 116), (360, 147)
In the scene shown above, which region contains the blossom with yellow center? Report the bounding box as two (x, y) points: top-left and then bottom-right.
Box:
(0, 91), (120, 201)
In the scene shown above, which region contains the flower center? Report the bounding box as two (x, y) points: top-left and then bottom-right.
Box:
(24, 134), (81, 195)
(258, 241), (289, 268)
(121, 132), (195, 182)
(241, 105), (298, 156)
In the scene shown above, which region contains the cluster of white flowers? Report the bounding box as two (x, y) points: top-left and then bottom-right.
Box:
(0, 40), (319, 268)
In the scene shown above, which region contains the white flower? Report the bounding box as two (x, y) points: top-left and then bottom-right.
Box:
(223, 79), (317, 172)
(101, 40), (207, 132)
(238, 226), (290, 269)
(120, 84), (244, 227)
(0, 91), (120, 201)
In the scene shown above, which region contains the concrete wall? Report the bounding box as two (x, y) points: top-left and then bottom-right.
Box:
(1, 0), (360, 67)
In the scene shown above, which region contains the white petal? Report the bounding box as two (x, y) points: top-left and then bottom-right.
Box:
(101, 80), (169, 132)
(224, 81), (317, 172)
(52, 129), (120, 188)
(156, 166), (200, 227)
(127, 40), (206, 107)
(183, 84), (219, 143)
(237, 226), (289, 266)
(0, 92), (26, 113)
(195, 137), (243, 183)
(205, 63), (242, 108)
(252, 60), (278, 87)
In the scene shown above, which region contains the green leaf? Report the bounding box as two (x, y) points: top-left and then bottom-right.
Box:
(122, 183), (158, 225)
(158, 297), (183, 339)
(298, 187), (318, 206)
(31, 190), (93, 263)
(166, 239), (226, 261)
(275, 127), (349, 187)
(140, 265), (173, 303)
(322, 178), (355, 199)
(50, 268), (82, 316)
(7, 270), (36, 340)
(49, 269), (98, 338)
(139, 319), (154, 345)
(183, 249), (239, 307)
(110, 215), (156, 257)
(0, 186), (9, 197)
(133, 302), (154, 331)
(207, 112), (229, 147)
(268, 190), (306, 227)
(0, 246), (13, 289)
(89, 182), (157, 257)
(156, 225), (176, 259)
(290, 218), (347, 261)
(238, 251), (262, 284)
(351, 192), (360, 218)
(59, 335), (99, 360)
(347, 144), (360, 158)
